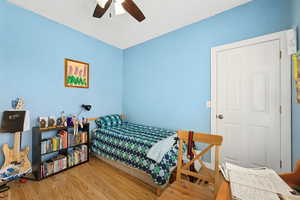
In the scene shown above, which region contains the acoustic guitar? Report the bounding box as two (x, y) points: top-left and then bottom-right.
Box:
(0, 98), (31, 181)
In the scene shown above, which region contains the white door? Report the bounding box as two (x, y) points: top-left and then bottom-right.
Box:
(215, 39), (281, 172)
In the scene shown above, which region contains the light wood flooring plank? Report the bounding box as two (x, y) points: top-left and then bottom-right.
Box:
(3, 157), (157, 200)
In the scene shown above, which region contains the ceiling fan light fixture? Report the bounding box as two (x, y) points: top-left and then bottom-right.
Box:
(114, 0), (126, 15)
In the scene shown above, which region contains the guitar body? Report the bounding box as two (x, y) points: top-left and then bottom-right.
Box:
(2, 144), (31, 175)
(0, 99), (32, 181)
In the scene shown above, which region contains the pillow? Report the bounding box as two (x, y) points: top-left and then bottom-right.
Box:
(95, 114), (123, 128)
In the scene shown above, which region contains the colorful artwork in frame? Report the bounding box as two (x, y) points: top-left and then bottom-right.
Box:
(65, 59), (89, 88)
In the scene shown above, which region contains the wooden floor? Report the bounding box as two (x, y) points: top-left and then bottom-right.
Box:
(2, 157), (158, 200)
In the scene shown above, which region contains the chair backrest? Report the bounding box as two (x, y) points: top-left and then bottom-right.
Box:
(176, 130), (223, 193)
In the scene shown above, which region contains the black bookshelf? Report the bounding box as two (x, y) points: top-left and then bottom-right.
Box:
(32, 124), (90, 181)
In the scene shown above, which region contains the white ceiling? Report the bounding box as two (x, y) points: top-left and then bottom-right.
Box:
(8, 0), (251, 49)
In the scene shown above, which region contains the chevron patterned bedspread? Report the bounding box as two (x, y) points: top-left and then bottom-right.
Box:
(91, 123), (178, 185)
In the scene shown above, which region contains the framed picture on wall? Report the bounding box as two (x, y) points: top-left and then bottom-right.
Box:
(64, 58), (89, 88)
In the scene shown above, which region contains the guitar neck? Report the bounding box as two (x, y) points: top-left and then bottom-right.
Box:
(15, 98), (24, 157)
(14, 132), (21, 161)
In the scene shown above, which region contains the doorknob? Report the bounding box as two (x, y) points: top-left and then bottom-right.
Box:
(217, 114), (224, 119)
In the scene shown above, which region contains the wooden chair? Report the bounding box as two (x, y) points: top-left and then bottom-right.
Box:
(159, 130), (223, 200)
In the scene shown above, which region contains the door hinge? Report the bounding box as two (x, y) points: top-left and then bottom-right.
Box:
(280, 51), (282, 59)
(280, 105), (282, 114)
(280, 160), (283, 168)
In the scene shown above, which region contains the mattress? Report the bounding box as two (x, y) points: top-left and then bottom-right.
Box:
(91, 123), (178, 185)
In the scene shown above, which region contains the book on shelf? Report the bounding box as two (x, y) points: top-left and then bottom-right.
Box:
(68, 145), (88, 167)
(68, 131), (88, 147)
(41, 130), (68, 154)
(40, 145), (88, 178)
(40, 154), (67, 178)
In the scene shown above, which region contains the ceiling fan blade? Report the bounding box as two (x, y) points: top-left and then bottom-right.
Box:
(93, 0), (112, 18)
(122, 0), (145, 22)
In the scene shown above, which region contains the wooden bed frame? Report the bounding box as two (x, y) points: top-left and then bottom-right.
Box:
(92, 153), (167, 195)
(88, 115), (172, 196)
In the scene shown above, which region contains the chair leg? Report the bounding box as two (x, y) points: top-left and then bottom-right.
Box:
(214, 146), (221, 195)
(156, 187), (162, 196)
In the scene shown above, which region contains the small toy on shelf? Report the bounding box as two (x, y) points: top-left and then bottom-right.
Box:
(71, 115), (81, 135)
(61, 111), (67, 127)
(48, 116), (56, 127)
(37, 108), (90, 130)
(56, 117), (63, 127)
(38, 117), (48, 128)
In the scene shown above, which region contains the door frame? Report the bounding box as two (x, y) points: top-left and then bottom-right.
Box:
(211, 30), (292, 173)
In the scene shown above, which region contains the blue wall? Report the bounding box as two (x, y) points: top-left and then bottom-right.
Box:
(291, 0), (300, 169)
(123, 0), (292, 159)
(0, 0), (123, 163)
(1, 0), (298, 168)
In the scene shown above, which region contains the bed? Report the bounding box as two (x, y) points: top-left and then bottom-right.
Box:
(90, 115), (178, 195)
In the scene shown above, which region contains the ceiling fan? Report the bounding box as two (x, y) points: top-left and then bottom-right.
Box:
(93, 0), (146, 22)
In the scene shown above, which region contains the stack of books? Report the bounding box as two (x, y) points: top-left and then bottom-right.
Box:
(41, 130), (68, 154)
(68, 145), (88, 167)
(40, 154), (67, 178)
(68, 132), (88, 147)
